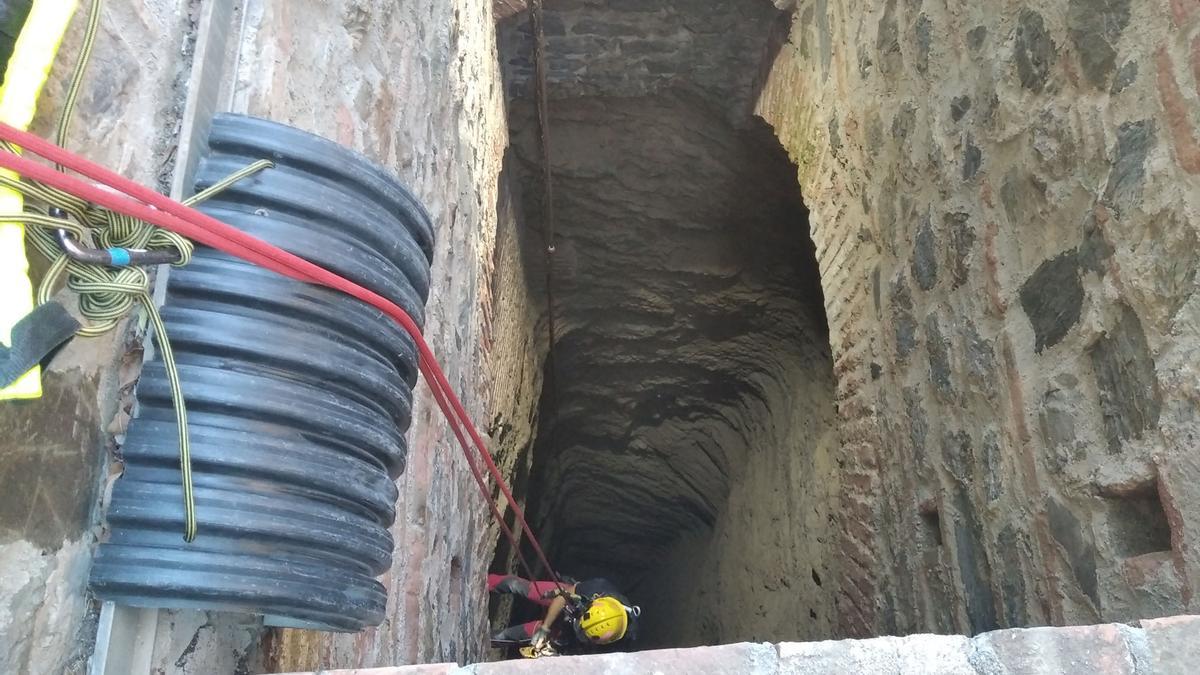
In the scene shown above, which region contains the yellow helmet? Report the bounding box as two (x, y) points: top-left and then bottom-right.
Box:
(579, 596), (628, 644)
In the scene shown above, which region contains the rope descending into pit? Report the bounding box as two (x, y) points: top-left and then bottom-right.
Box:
(526, 0), (568, 589)
(529, 0), (559, 388)
(0, 0), (271, 541)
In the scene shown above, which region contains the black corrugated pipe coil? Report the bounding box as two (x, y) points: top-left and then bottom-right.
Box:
(88, 114), (434, 631)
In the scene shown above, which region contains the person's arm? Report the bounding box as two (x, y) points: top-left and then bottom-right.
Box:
(532, 583), (576, 646)
(541, 595), (567, 631)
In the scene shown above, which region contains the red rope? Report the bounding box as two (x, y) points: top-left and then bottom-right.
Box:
(423, 360), (539, 582)
(0, 122), (561, 587)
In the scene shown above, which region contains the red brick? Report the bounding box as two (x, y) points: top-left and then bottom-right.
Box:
(838, 533), (878, 570)
(844, 514), (880, 549)
(840, 495), (875, 520)
(833, 396), (872, 421)
(1157, 462), (1193, 604)
(838, 575), (874, 615)
(842, 470), (877, 492)
(1120, 551), (1180, 590)
(1096, 474), (1157, 499)
(1171, 0), (1200, 24)
(836, 603), (875, 639)
(1156, 46), (1200, 174)
(972, 624), (1136, 674)
(982, 220), (1007, 316)
(1192, 34), (1200, 97)
(334, 104), (356, 148)
(1141, 615), (1200, 673)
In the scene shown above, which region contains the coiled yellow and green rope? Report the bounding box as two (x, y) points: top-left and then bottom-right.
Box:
(1, 0), (271, 541)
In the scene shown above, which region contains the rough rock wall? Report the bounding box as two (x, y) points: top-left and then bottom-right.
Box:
(507, 94), (827, 575)
(228, 0), (543, 669)
(499, 0), (841, 647)
(758, 0), (1200, 637)
(634, 322), (840, 648)
(0, 2), (196, 673)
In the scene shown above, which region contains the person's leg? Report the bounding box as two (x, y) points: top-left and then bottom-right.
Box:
(490, 620), (541, 644)
(527, 580), (560, 605)
(488, 574), (556, 607)
(488, 573), (531, 596)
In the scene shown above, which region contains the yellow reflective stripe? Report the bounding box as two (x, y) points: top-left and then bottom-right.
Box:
(0, 0), (80, 400)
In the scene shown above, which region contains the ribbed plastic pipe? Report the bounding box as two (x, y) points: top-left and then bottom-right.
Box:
(88, 114), (433, 631)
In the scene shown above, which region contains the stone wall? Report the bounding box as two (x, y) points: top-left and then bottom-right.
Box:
(758, 0), (1200, 637)
(0, 2), (195, 673)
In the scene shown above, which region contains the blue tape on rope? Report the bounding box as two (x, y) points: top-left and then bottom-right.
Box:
(107, 247), (131, 266)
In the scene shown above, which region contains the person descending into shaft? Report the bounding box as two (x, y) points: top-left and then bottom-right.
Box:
(489, 573), (640, 655)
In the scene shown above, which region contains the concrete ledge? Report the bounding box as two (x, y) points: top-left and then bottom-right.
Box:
(274, 665), (459, 675)
(968, 623), (1138, 674)
(1141, 616), (1200, 674)
(464, 642), (779, 674)
(779, 634), (972, 674)
(275, 616), (1200, 674)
